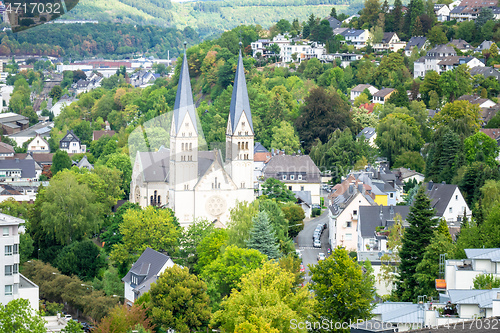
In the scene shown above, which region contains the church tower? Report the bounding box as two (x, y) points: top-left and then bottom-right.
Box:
(170, 44), (198, 222)
(226, 47), (254, 191)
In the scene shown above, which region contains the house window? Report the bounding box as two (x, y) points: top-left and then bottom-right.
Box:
(289, 186), (292, 190)
(346, 221), (352, 228)
(298, 175), (302, 180)
(449, 207), (453, 213)
(13, 244), (18, 255)
(5, 285), (12, 296)
(5, 245), (12, 256)
(301, 186), (304, 191)
(456, 195), (458, 200)
(345, 233), (352, 241)
(390, 193), (394, 198)
(2, 227), (8, 236)
(13, 264), (18, 274)
(5, 265), (12, 276)
(282, 175), (287, 180)
(290, 175), (295, 180)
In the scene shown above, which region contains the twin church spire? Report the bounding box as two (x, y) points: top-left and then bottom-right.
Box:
(172, 44), (252, 138)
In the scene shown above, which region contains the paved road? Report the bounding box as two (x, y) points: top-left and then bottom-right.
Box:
(296, 210), (330, 282)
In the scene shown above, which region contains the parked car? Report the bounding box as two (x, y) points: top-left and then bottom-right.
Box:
(300, 264), (305, 273)
(319, 222), (327, 230)
(317, 253), (325, 261)
(313, 230), (321, 241)
(296, 249), (302, 259)
(312, 204), (321, 209)
(64, 314), (72, 321)
(313, 239), (321, 248)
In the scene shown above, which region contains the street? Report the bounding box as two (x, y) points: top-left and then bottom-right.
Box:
(296, 209), (330, 282)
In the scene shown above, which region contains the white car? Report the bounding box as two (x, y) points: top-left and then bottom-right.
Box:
(317, 253), (326, 261)
(313, 239), (321, 248)
(64, 314), (72, 321)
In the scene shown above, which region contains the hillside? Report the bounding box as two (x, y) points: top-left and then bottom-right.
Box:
(62, 0), (361, 38)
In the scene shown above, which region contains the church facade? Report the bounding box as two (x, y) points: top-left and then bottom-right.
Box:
(130, 50), (255, 227)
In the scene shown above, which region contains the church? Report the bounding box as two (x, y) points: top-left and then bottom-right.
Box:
(130, 48), (255, 227)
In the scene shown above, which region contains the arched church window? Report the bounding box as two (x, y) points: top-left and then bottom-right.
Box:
(189, 143), (192, 151)
(158, 196), (161, 205)
(245, 142), (248, 150)
(150, 196), (154, 205)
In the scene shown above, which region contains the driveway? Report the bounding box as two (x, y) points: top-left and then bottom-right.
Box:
(296, 210), (330, 282)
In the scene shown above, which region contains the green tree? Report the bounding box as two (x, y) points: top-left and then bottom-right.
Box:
(473, 274), (500, 289)
(281, 203), (305, 238)
(420, 71), (441, 105)
(414, 232), (455, 298)
(62, 320), (84, 333)
(41, 171), (101, 245)
(464, 131), (499, 168)
(51, 150), (72, 174)
(246, 211), (280, 259)
(261, 178), (296, 202)
(376, 113), (424, 165)
(438, 64), (472, 102)
(212, 261), (315, 333)
(360, 0), (381, 28)
(147, 266), (211, 333)
(227, 201), (260, 248)
(270, 121), (301, 154)
(110, 206), (180, 269)
(195, 228), (228, 274)
(94, 303), (154, 333)
(295, 87), (352, 152)
(386, 86), (410, 108)
(393, 151), (425, 173)
(379, 214), (404, 292)
(54, 240), (106, 281)
(395, 186), (436, 301)
(177, 219), (214, 274)
(476, 7), (494, 29)
(432, 100), (481, 137)
(427, 26), (448, 46)
(49, 85), (63, 100)
(303, 58), (324, 80)
(105, 153), (132, 196)
(310, 247), (375, 330)
(201, 245), (265, 309)
(0, 299), (46, 333)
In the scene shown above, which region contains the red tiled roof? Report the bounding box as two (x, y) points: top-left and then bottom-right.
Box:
(359, 103), (375, 114)
(480, 128), (500, 140)
(93, 130), (116, 141)
(254, 152), (272, 162)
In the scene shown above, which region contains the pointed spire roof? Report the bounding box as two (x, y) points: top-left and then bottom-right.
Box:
(173, 48), (197, 134)
(229, 50), (253, 134)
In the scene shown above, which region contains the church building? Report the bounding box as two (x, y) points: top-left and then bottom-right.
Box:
(130, 48), (255, 227)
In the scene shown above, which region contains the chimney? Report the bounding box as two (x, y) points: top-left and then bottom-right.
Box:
(428, 180), (434, 191)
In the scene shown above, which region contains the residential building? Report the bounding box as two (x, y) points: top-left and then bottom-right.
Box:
(263, 154), (321, 204)
(358, 205), (410, 253)
(92, 130), (116, 141)
(322, 52), (363, 68)
(373, 32), (406, 52)
(8, 121), (53, 147)
(253, 142), (271, 185)
(445, 248), (500, 290)
(413, 44), (458, 78)
(356, 127), (377, 148)
(438, 56), (484, 73)
(435, 4), (451, 21)
(0, 113), (29, 135)
(59, 130), (86, 154)
(448, 39), (473, 52)
(76, 156), (93, 171)
(130, 51), (255, 226)
(326, 16), (341, 30)
(26, 134), (49, 153)
(425, 181), (471, 226)
(329, 186), (377, 251)
(475, 40), (495, 52)
(456, 94), (497, 109)
(392, 167), (425, 184)
(129, 70), (158, 88)
(350, 84), (379, 101)
(441, 289), (500, 319)
(70, 72), (103, 94)
(0, 142), (14, 158)
(282, 41), (326, 62)
(373, 88), (395, 105)
(480, 128), (500, 148)
(294, 191), (312, 218)
(50, 96), (78, 118)
(470, 66), (500, 81)
(338, 29), (372, 49)
(122, 247), (175, 304)
(1, 213), (39, 311)
(404, 36), (428, 57)
(0, 158), (38, 182)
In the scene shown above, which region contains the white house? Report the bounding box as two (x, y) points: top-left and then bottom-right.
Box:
(59, 130), (86, 154)
(356, 127), (377, 148)
(1, 213), (39, 311)
(122, 248), (175, 304)
(339, 29), (371, 49)
(373, 32), (406, 52)
(457, 94), (497, 109)
(404, 36), (428, 57)
(438, 56), (484, 73)
(8, 122), (53, 147)
(392, 167), (425, 184)
(350, 84), (379, 101)
(413, 44), (457, 78)
(372, 88), (395, 105)
(434, 4), (451, 21)
(329, 185), (377, 251)
(27, 134), (50, 154)
(425, 181), (471, 226)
